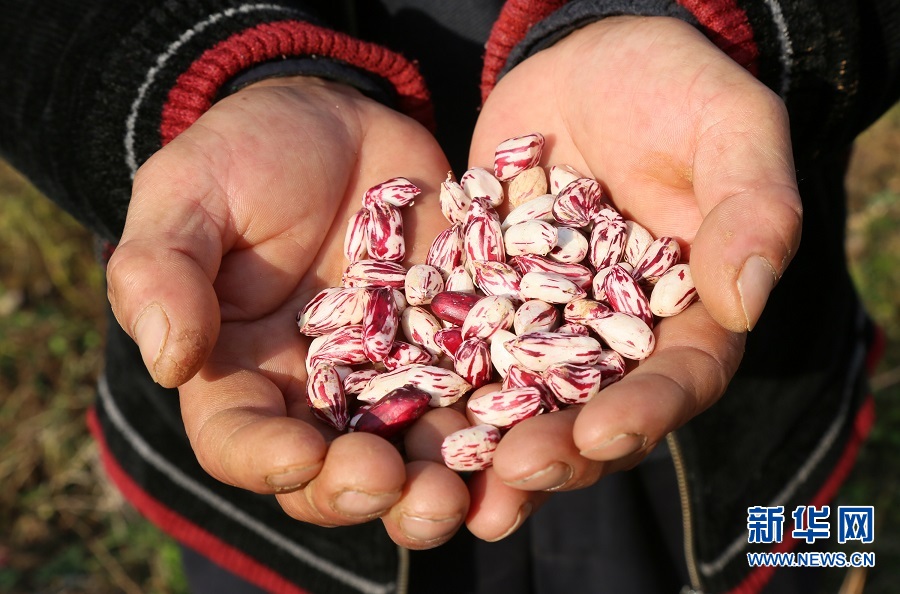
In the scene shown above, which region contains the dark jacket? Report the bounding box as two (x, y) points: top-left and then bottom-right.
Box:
(0, 1), (895, 592)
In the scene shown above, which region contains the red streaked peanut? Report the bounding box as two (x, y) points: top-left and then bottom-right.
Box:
(506, 331), (603, 371)
(461, 295), (516, 340)
(362, 287), (400, 362)
(382, 341), (435, 371)
(513, 299), (560, 335)
(471, 260), (522, 301)
(350, 386), (431, 439)
(366, 200), (405, 262)
(404, 264), (444, 306)
(548, 164), (582, 194)
(342, 368), (381, 395)
(400, 306), (443, 356)
(519, 271), (587, 304)
(306, 361), (349, 431)
(542, 363), (604, 405)
(562, 298), (612, 326)
(467, 387), (544, 430)
(454, 337), (493, 388)
(445, 265), (477, 293)
(342, 260), (407, 289)
(461, 166), (504, 207)
(623, 220), (654, 266)
(507, 167), (548, 208)
(363, 176), (421, 208)
(493, 132), (544, 181)
(434, 327), (465, 358)
(552, 178), (604, 228)
(632, 236), (681, 284)
(464, 199), (505, 265)
(603, 264), (654, 327)
(510, 255), (593, 290)
(441, 424), (501, 471)
(589, 207), (627, 269)
(430, 291), (482, 326)
(489, 329), (518, 377)
(503, 363), (557, 412)
(649, 263), (698, 317)
(358, 365), (472, 407)
(343, 208), (369, 263)
(504, 220), (558, 256)
(587, 312), (655, 360)
(549, 226), (588, 263)
(426, 224), (465, 279)
(502, 194), (556, 230)
(297, 287), (365, 336)
(595, 350), (627, 388)
(308, 325), (370, 368)
(439, 176), (471, 225)
(556, 322), (591, 336)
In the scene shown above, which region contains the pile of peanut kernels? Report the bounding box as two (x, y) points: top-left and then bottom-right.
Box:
(297, 133), (698, 471)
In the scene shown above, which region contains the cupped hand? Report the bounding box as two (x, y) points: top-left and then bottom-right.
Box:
(461, 16), (802, 537)
(106, 77), (470, 548)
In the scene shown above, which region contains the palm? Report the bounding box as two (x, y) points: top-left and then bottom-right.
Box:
(111, 77), (473, 548)
(463, 17), (801, 503)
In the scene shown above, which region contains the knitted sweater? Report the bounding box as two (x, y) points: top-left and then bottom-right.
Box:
(1, 1), (897, 592)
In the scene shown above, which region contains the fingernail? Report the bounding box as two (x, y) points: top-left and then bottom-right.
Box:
(399, 513), (462, 544)
(505, 462), (573, 491)
(265, 466), (318, 493)
(737, 255), (777, 331)
(331, 490), (400, 519)
(134, 304), (169, 382)
(485, 502), (532, 543)
(581, 433), (646, 460)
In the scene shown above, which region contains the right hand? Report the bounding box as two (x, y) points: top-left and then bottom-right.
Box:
(106, 76), (475, 548)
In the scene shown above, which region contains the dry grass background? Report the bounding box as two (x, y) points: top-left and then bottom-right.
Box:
(0, 107), (898, 593)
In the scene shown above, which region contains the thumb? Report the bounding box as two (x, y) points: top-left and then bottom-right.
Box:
(106, 155), (225, 388)
(689, 97), (803, 333)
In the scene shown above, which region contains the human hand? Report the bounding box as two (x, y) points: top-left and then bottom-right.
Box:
(459, 16), (801, 537)
(106, 77), (473, 548)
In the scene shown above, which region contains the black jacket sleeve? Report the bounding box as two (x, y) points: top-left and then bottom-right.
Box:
(0, 1), (430, 241)
(484, 0), (900, 164)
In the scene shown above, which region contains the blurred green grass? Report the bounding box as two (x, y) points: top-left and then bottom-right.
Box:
(0, 163), (187, 593)
(0, 105), (898, 592)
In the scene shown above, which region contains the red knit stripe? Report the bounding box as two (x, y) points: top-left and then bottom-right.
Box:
(675, 0), (759, 75)
(481, 0), (567, 102)
(480, 0), (760, 102)
(160, 20), (433, 145)
(86, 407), (310, 594)
(725, 393), (876, 594)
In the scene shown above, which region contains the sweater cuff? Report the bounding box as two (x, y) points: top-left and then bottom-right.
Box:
(219, 57), (398, 107)
(160, 20), (433, 147)
(481, 0), (760, 101)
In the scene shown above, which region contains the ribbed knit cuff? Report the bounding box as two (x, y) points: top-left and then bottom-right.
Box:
(481, 0), (761, 101)
(160, 19), (433, 146)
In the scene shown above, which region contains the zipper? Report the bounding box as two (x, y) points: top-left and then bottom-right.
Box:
(667, 432), (704, 593)
(395, 545), (410, 594)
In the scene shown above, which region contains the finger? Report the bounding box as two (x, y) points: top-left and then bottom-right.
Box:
(180, 363), (329, 494)
(277, 432), (408, 526)
(107, 144), (230, 387)
(574, 302), (745, 459)
(690, 88), (803, 332)
(465, 468), (547, 542)
(381, 461), (470, 549)
(403, 407), (471, 463)
(490, 408), (604, 491)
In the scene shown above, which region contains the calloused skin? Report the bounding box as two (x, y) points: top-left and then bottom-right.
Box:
(107, 16), (801, 549)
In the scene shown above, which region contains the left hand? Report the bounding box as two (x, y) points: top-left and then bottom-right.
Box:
(455, 15), (801, 540)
